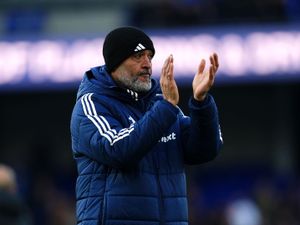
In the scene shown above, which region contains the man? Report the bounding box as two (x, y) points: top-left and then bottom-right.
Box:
(70, 26), (223, 225)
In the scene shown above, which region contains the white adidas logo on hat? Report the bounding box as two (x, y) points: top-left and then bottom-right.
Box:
(134, 43), (146, 52)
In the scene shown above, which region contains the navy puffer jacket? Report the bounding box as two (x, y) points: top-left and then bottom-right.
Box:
(70, 66), (223, 225)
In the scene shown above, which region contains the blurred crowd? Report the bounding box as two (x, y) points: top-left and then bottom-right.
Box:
(0, 164), (32, 225)
(2, 162), (300, 225)
(129, 0), (291, 28)
(1, 0), (300, 35)
(188, 171), (300, 225)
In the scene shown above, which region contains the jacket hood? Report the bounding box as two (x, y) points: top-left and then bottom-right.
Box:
(76, 65), (160, 103)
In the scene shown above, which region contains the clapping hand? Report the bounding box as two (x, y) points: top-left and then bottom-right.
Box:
(192, 53), (219, 101)
(160, 55), (179, 106)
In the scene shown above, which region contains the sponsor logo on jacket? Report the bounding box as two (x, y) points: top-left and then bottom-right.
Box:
(159, 132), (176, 143)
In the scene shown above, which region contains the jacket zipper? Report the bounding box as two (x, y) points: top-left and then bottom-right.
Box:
(101, 195), (107, 225)
(101, 167), (108, 225)
(155, 152), (165, 225)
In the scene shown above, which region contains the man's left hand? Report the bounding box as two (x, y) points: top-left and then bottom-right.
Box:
(192, 53), (219, 101)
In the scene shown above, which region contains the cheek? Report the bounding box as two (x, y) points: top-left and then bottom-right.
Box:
(128, 68), (141, 79)
(120, 62), (141, 78)
(118, 70), (136, 83)
(118, 66), (131, 78)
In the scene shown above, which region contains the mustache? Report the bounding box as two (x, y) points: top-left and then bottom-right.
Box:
(137, 70), (151, 76)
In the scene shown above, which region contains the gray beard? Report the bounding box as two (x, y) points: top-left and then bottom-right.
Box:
(117, 75), (152, 93)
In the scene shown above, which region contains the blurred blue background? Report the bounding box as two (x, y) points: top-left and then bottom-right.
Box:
(0, 0), (300, 224)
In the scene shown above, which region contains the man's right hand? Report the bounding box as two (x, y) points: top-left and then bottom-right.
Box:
(160, 55), (179, 106)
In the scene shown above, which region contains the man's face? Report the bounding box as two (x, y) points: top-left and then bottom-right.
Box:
(111, 50), (153, 93)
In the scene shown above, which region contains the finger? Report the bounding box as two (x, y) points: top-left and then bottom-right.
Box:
(161, 57), (170, 86)
(210, 54), (218, 73)
(207, 66), (215, 87)
(197, 59), (206, 75)
(210, 55), (215, 68)
(209, 65), (214, 80)
(166, 60), (170, 77)
(213, 53), (219, 69)
(161, 57), (169, 76)
(168, 55), (174, 80)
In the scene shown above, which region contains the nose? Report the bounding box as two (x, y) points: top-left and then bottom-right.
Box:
(142, 55), (152, 68)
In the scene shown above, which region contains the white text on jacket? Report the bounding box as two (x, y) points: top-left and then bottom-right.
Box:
(159, 132), (176, 143)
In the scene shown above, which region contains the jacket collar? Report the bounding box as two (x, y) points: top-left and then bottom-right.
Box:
(77, 65), (159, 103)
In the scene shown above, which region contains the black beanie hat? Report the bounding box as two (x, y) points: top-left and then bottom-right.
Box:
(102, 26), (155, 73)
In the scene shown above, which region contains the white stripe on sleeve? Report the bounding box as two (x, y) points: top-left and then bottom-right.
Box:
(81, 93), (135, 146)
